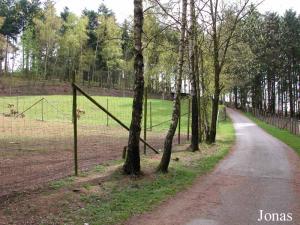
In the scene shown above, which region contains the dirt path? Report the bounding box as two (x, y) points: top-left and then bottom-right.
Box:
(125, 109), (300, 225)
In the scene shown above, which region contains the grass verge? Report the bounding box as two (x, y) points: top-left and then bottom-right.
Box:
(68, 119), (235, 225)
(245, 112), (300, 156)
(2, 119), (235, 225)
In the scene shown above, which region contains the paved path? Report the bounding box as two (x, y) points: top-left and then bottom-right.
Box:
(125, 108), (300, 225)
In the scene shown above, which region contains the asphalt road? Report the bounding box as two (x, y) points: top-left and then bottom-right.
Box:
(126, 108), (300, 225)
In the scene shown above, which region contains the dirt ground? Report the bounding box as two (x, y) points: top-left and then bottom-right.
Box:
(0, 115), (167, 198)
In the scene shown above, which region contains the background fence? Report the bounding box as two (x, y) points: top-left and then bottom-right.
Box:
(0, 88), (191, 197)
(245, 107), (300, 135)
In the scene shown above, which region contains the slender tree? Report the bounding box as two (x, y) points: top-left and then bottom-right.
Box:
(123, 0), (144, 175)
(206, 0), (250, 143)
(189, 0), (199, 151)
(157, 0), (188, 173)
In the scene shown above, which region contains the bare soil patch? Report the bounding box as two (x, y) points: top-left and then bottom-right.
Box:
(0, 115), (166, 198)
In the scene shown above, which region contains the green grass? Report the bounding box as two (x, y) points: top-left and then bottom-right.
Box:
(245, 112), (300, 156)
(64, 119), (235, 225)
(49, 177), (75, 190)
(0, 95), (190, 132)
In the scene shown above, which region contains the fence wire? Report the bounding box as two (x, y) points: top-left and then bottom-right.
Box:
(0, 93), (191, 197)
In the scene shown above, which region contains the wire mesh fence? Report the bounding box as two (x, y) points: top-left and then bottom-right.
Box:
(245, 107), (300, 135)
(0, 88), (191, 197)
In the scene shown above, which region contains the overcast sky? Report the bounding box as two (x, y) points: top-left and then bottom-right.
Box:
(51, 0), (300, 23)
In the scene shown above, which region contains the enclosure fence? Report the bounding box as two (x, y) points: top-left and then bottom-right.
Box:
(0, 86), (192, 197)
(245, 107), (300, 135)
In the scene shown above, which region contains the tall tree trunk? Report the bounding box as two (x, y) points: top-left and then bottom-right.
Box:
(4, 36), (9, 74)
(123, 0), (144, 175)
(196, 44), (202, 142)
(288, 64), (294, 117)
(44, 45), (49, 80)
(25, 50), (29, 75)
(208, 55), (221, 143)
(0, 58), (2, 76)
(234, 86), (238, 108)
(189, 0), (199, 151)
(157, 0), (187, 173)
(207, 0), (221, 144)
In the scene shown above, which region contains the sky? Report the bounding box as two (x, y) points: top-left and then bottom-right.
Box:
(52, 0), (300, 23)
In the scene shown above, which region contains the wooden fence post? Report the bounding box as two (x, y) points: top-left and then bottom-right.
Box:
(149, 101), (152, 131)
(72, 83), (78, 176)
(106, 98), (109, 126)
(144, 88), (148, 155)
(41, 98), (44, 121)
(178, 98), (181, 144)
(187, 98), (190, 140)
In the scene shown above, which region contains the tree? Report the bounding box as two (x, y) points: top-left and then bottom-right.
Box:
(0, 16), (5, 75)
(21, 25), (36, 75)
(121, 19), (134, 89)
(188, 0), (199, 151)
(205, 0), (250, 143)
(123, 0), (144, 175)
(281, 10), (300, 117)
(59, 13), (88, 81)
(0, 0), (22, 73)
(98, 15), (123, 88)
(157, 0), (188, 173)
(34, 0), (61, 79)
(98, 3), (114, 17)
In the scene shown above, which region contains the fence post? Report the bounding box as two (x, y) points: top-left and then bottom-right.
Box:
(144, 88), (148, 154)
(149, 101), (152, 131)
(72, 83), (78, 176)
(217, 109), (219, 126)
(187, 98), (190, 140)
(106, 98), (109, 126)
(41, 98), (44, 121)
(16, 96), (19, 112)
(178, 98), (181, 144)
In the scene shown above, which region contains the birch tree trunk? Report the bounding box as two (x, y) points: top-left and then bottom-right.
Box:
(157, 0), (188, 173)
(123, 0), (144, 175)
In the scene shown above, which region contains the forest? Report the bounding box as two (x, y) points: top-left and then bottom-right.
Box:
(1, 1), (300, 224)
(0, 0), (300, 173)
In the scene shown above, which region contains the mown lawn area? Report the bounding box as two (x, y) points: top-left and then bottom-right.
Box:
(0, 95), (190, 131)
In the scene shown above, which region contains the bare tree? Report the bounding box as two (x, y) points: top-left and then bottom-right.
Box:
(123, 0), (145, 175)
(157, 0), (188, 173)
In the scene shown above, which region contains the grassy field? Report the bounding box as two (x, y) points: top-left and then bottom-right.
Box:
(245, 112), (300, 156)
(0, 95), (190, 132)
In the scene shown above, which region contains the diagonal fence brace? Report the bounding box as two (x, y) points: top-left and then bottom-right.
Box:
(72, 83), (160, 154)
